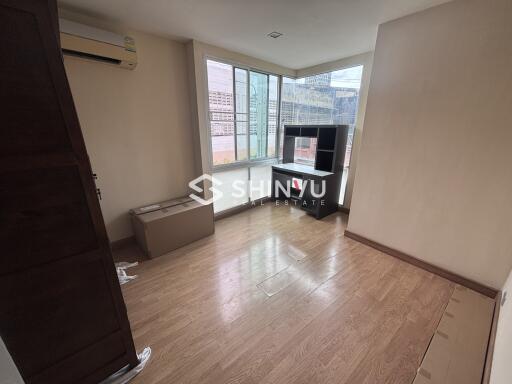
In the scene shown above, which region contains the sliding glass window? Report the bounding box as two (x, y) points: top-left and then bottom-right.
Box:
(206, 59), (280, 212)
(207, 60), (280, 166)
(249, 72), (279, 159)
(207, 60), (235, 165)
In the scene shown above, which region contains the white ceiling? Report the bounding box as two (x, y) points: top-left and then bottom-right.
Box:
(58, 0), (452, 69)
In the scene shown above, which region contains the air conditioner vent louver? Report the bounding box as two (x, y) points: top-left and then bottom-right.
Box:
(61, 49), (122, 65)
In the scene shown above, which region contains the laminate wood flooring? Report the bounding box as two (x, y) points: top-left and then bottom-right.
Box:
(114, 203), (454, 384)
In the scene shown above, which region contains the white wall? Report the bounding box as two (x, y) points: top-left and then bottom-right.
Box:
(491, 269), (512, 384)
(348, 0), (512, 288)
(63, 16), (196, 242)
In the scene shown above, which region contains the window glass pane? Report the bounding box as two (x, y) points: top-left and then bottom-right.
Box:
(236, 122), (248, 161)
(294, 137), (317, 166)
(249, 71), (269, 159)
(334, 66), (363, 204)
(207, 59), (280, 171)
(235, 68), (248, 161)
(211, 123), (235, 164)
(213, 168), (249, 213)
(249, 164), (273, 200)
(279, 77), (296, 160)
(280, 66), (363, 204)
(207, 60), (235, 165)
(206, 59), (282, 212)
(340, 168), (349, 204)
(267, 75), (279, 157)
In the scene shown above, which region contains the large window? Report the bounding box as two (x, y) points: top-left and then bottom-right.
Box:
(206, 59), (364, 213)
(207, 59), (280, 213)
(207, 59), (279, 166)
(280, 66), (363, 204)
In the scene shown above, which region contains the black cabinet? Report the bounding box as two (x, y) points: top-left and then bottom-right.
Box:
(272, 125), (348, 219)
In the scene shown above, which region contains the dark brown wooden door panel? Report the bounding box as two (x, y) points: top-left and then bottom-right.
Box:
(0, 0), (138, 382)
(0, 4), (72, 156)
(0, 251), (120, 377)
(0, 165), (98, 273)
(30, 332), (132, 384)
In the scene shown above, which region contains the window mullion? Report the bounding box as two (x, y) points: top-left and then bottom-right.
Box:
(266, 74), (269, 158)
(276, 75), (281, 160)
(233, 66), (237, 162)
(247, 70), (251, 162)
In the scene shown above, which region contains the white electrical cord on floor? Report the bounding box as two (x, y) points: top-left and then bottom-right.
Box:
(115, 262), (138, 285)
(101, 262), (149, 383)
(100, 347), (151, 384)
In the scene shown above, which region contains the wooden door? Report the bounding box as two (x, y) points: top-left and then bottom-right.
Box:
(0, 1), (139, 383)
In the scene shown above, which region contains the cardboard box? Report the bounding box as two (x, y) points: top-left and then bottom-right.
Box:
(130, 197), (214, 258)
(413, 285), (495, 384)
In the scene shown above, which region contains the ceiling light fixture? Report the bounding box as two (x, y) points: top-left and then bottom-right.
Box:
(267, 31), (283, 39)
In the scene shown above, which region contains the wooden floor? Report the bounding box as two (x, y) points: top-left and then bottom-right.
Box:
(114, 203), (455, 384)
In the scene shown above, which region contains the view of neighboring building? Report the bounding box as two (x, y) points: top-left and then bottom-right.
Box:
(280, 66), (363, 204)
(207, 60), (279, 165)
(280, 67), (363, 168)
(207, 61), (236, 164)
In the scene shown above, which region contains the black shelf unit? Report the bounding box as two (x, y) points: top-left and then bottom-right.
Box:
(272, 125), (349, 219)
(282, 125), (347, 173)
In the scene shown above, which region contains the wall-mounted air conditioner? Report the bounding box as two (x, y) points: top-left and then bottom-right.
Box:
(59, 19), (137, 70)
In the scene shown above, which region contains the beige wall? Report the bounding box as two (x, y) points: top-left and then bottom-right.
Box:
(348, 0), (512, 289)
(65, 29), (196, 242)
(491, 269), (512, 384)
